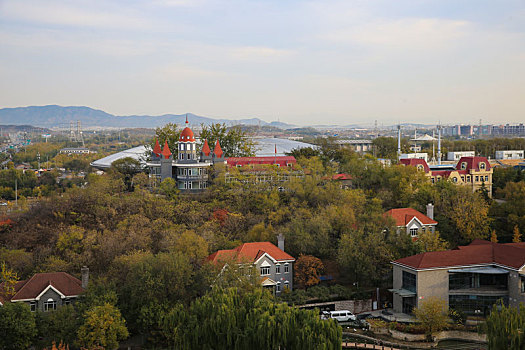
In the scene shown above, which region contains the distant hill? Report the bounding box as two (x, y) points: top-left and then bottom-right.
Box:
(0, 105), (296, 129)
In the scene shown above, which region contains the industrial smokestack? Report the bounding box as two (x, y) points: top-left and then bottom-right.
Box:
(437, 125), (442, 165)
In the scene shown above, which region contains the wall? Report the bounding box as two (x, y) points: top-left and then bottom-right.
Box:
(508, 269), (525, 307)
(416, 269), (449, 308)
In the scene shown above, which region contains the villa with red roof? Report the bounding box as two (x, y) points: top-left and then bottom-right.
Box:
(208, 234), (295, 294)
(390, 240), (525, 316)
(400, 156), (493, 197)
(384, 204), (437, 238)
(0, 268), (88, 312)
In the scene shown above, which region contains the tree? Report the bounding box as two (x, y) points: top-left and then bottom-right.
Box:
(151, 123), (181, 157)
(295, 254), (324, 289)
(77, 303), (129, 350)
(413, 297), (448, 339)
(159, 288), (342, 350)
(513, 225), (522, 243)
(416, 230), (449, 252)
(35, 304), (80, 349)
(199, 123), (256, 157)
(485, 301), (525, 350)
(0, 261), (18, 297)
(110, 157), (142, 191)
(490, 230), (498, 243)
(0, 302), (37, 350)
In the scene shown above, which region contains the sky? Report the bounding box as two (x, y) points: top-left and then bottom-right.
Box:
(0, 0), (524, 126)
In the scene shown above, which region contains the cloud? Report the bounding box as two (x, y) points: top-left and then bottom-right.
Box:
(230, 46), (295, 62)
(319, 18), (471, 50)
(0, 0), (153, 30)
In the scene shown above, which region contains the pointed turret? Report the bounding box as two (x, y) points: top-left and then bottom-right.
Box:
(213, 140), (223, 159)
(161, 140), (172, 159)
(153, 139), (162, 156)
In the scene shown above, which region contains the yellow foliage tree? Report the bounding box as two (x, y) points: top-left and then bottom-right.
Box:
(294, 255), (324, 289)
(490, 230), (498, 243)
(0, 262), (19, 297)
(413, 296), (448, 339)
(512, 225), (522, 243)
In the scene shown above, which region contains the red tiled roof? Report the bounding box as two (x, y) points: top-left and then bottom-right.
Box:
(179, 125), (196, 142)
(226, 156), (296, 168)
(384, 208), (437, 226)
(213, 140), (223, 158)
(153, 139), (162, 156)
(456, 156), (491, 171)
(399, 158), (430, 172)
(208, 242), (295, 264)
(0, 272), (84, 303)
(332, 173), (352, 180)
(201, 139), (211, 156)
(393, 240), (525, 270)
(161, 140), (172, 159)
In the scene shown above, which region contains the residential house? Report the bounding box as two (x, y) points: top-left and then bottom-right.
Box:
(207, 234), (295, 295)
(0, 267), (88, 312)
(384, 205), (437, 238)
(391, 240), (525, 316)
(224, 156), (303, 185)
(400, 156), (493, 197)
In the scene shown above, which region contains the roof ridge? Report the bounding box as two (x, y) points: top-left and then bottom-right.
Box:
(10, 274), (35, 300)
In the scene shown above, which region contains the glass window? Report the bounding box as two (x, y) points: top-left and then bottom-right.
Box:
(276, 282), (281, 292)
(30, 301), (37, 312)
(461, 162), (467, 170)
(402, 271), (416, 292)
(276, 264), (281, 274)
(480, 162), (486, 170)
(284, 281), (289, 290)
(44, 299), (56, 312)
(475, 176), (479, 182)
(409, 228), (418, 237)
(260, 266), (270, 275)
(284, 263), (289, 273)
(521, 277), (525, 293)
(485, 176), (489, 182)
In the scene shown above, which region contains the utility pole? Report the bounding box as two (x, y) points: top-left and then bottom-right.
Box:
(15, 178), (17, 207)
(37, 152), (41, 175)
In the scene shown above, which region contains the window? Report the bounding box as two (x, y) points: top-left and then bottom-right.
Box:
(44, 298), (56, 312)
(452, 177), (458, 183)
(461, 176), (465, 182)
(521, 277), (525, 293)
(467, 176), (471, 182)
(480, 162), (486, 170)
(64, 299), (71, 306)
(409, 228), (418, 237)
(284, 281), (289, 290)
(485, 176), (489, 182)
(260, 266), (270, 275)
(461, 162), (467, 170)
(402, 271), (416, 293)
(431, 177), (435, 184)
(284, 263), (289, 273)
(276, 264), (281, 274)
(475, 176), (479, 182)
(276, 282), (281, 292)
(30, 301), (37, 312)
(417, 164), (424, 171)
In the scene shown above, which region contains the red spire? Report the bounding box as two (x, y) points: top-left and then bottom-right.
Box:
(161, 140), (172, 159)
(153, 139), (161, 156)
(185, 114), (189, 124)
(202, 139), (211, 156)
(213, 140), (223, 158)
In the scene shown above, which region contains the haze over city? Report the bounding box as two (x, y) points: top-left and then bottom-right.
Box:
(0, 0), (524, 126)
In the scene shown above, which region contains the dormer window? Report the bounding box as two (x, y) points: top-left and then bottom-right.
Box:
(417, 164), (424, 171)
(480, 162), (486, 170)
(44, 298), (57, 312)
(461, 162), (467, 170)
(452, 177), (458, 183)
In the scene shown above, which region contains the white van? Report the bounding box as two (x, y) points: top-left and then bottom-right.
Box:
(329, 310), (356, 322)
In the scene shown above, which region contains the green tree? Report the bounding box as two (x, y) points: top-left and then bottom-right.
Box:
(199, 123), (256, 157)
(0, 302), (37, 350)
(413, 296), (448, 339)
(416, 230), (449, 252)
(159, 288), (342, 350)
(110, 157), (142, 191)
(152, 123), (180, 157)
(485, 302), (525, 350)
(77, 303), (128, 350)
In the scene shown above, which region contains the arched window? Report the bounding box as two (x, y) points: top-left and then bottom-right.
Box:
(44, 298), (56, 312)
(461, 162), (467, 170)
(480, 162), (486, 170)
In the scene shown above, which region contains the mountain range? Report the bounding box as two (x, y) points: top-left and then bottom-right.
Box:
(0, 105), (295, 129)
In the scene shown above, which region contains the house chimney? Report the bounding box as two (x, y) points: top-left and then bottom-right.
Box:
(426, 203), (434, 220)
(277, 233), (285, 252)
(81, 266), (89, 290)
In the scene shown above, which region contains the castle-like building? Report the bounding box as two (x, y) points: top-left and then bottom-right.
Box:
(148, 119), (225, 191)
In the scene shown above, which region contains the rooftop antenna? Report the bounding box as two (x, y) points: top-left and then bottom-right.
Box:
(77, 120), (85, 147)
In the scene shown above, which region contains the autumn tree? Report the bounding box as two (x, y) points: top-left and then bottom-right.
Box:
(490, 230), (498, 243)
(110, 157), (142, 191)
(416, 230), (449, 252)
(199, 123), (256, 157)
(413, 297), (448, 340)
(512, 225), (522, 243)
(0, 261), (18, 297)
(77, 303), (129, 350)
(295, 254), (324, 289)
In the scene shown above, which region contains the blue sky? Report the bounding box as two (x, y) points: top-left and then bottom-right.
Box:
(0, 0), (523, 126)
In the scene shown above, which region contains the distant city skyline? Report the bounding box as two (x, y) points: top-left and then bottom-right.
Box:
(0, 0), (523, 126)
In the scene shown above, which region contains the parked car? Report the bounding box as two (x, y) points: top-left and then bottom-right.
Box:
(329, 310), (357, 322)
